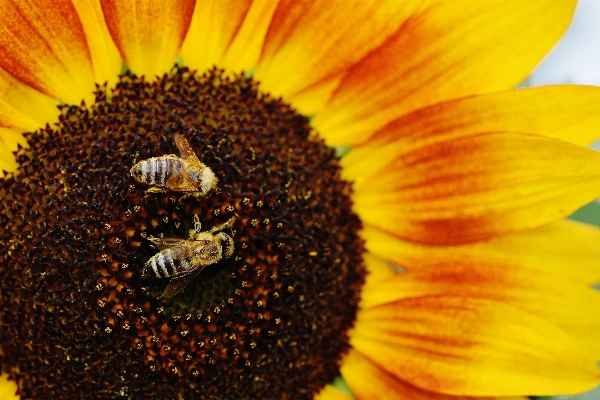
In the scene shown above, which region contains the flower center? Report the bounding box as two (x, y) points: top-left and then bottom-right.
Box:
(0, 67), (366, 399)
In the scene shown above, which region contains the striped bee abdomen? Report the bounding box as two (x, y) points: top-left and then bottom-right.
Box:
(143, 247), (194, 278)
(131, 156), (182, 187)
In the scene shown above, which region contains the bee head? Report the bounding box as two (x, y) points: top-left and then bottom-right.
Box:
(215, 232), (234, 259)
(189, 167), (218, 194)
(130, 163), (143, 180)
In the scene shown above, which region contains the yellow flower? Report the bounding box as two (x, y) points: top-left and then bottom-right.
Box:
(1, 0), (600, 399)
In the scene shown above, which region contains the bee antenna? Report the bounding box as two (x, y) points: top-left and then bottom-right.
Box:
(227, 214), (237, 237)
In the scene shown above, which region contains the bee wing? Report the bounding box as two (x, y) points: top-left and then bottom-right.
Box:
(148, 237), (190, 251)
(162, 266), (205, 298)
(174, 133), (201, 163)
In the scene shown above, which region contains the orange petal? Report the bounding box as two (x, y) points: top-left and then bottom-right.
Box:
(345, 132), (600, 245)
(72, 0), (123, 88)
(0, 0), (96, 104)
(0, 66), (58, 131)
(315, 384), (353, 400)
(361, 85), (600, 149)
(361, 263), (600, 358)
(254, 0), (422, 113)
(0, 128), (27, 175)
(180, 0), (252, 73)
(313, 0), (575, 146)
(342, 349), (524, 400)
(352, 296), (599, 396)
(362, 219), (600, 286)
(100, 0), (195, 79)
(0, 372), (18, 400)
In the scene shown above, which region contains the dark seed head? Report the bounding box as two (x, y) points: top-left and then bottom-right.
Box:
(0, 67), (366, 399)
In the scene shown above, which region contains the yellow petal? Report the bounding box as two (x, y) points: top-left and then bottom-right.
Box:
(72, 0), (123, 88)
(220, 0), (279, 72)
(362, 220), (600, 286)
(342, 349), (522, 400)
(254, 0), (422, 112)
(361, 263), (600, 358)
(0, 127), (27, 175)
(0, 372), (18, 400)
(356, 85), (600, 148)
(352, 296), (599, 396)
(345, 132), (600, 245)
(0, 0), (96, 104)
(0, 66), (58, 131)
(287, 74), (344, 116)
(315, 384), (353, 400)
(313, 0), (575, 145)
(180, 0), (253, 73)
(181, 0), (280, 74)
(100, 0), (195, 79)
(362, 252), (397, 291)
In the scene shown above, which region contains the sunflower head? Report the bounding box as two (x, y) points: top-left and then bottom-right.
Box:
(0, 67), (365, 399)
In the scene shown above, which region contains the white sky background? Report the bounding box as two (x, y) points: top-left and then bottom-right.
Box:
(526, 2), (600, 400)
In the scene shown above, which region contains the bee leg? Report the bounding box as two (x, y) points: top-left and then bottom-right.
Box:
(178, 192), (193, 202)
(211, 215), (236, 235)
(192, 191), (206, 199)
(147, 187), (167, 194)
(189, 213), (202, 239)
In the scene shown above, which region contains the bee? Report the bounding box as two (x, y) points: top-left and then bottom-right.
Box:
(130, 133), (218, 200)
(142, 215), (236, 298)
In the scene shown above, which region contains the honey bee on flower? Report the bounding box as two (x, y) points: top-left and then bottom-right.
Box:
(143, 215), (235, 298)
(130, 133), (218, 200)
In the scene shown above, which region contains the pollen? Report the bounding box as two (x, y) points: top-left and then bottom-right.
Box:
(0, 67), (365, 399)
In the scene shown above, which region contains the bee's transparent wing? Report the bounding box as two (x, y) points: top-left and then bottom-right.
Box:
(147, 237), (188, 251)
(174, 133), (201, 163)
(162, 266), (205, 298)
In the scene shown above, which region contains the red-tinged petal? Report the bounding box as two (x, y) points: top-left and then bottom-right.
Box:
(0, 0), (96, 104)
(100, 0), (195, 79)
(363, 85), (600, 149)
(72, 0), (122, 88)
(361, 263), (600, 358)
(254, 0), (422, 112)
(341, 349), (522, 400)
(313, 0), (575, 146)
(315, 384), (353, 400)
(0, 128), (27, 175)
(362, 219), (600, 286)
(345, 132), (600, 245)
(180, 0), (252, 73)
(352, 296), (599, 396)
(0, 372), (18, 400)
(0, 67), (58, 132)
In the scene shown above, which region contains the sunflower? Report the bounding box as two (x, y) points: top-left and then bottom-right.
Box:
(1, 0), (600, 399)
